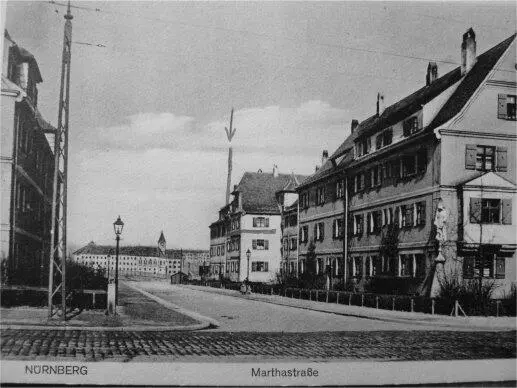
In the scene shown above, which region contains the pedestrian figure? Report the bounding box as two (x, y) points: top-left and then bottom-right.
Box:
(240, 281), (247, 295)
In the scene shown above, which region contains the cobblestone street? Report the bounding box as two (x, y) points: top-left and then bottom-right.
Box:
(1, 329), (515, 362)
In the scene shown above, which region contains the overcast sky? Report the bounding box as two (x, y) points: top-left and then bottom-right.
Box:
(4, 1), (516, 251)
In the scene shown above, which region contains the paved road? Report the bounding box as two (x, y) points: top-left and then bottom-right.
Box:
(131, 281), (473, 332)
(1, 281), (515, 362)
(1, 328), (515, 362)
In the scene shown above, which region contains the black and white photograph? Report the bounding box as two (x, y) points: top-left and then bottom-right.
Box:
(0, 0), (516, 386)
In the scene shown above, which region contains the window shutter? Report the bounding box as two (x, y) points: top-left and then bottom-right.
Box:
(495, 257), (505, 279)
(502, 199), (512, 225)
(265, 218), (269, 227)
(253, 218), (257, 227)
(403, 120), (411, 137)
(365, 170), (371, 189)
(332, 220), (336, 239)
(252, 240), (257, 249)
(314, 225), (317, 240)
(498, 94), (507, 119)
(469, 198), (482, 223)
(321, 223), (324, 240)
(366, 213), (371, 234)
(465, 145), (477, 170)
(394, 207), (400, 227)
(496, 146), (508, 172)
(393, 159), (400, 179)
(265, 240), (269, 250)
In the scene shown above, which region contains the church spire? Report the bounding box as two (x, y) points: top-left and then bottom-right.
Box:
(158, 231), (166, 255)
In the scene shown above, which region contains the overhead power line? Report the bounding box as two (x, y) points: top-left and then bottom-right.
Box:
(48, 1), (516, 73)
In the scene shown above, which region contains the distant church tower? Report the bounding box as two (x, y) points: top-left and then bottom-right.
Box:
(158, 231), (166, 256)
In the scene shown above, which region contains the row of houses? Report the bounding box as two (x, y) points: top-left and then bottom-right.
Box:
(209, 29), (517, 298)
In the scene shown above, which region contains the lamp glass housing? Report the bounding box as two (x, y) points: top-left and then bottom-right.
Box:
(113, 216), (124, 236)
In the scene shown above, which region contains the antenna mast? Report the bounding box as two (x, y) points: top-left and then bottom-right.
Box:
(224, 108), (236, 205)
(48, 0), (73, 319)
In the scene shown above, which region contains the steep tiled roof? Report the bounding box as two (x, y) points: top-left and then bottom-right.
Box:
(277, 172), (310, 193)
(301, 33), (515, 189)
(236, 172), (306, 214)
(13, 45), (42, 83)
(73, 242), (207, 258)
(328, 33), (515, 162)
(429, 33), (516, 130)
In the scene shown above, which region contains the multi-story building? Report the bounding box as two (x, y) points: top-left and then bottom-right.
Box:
(72, 232), (209, 280)
(322, 29), (516, 297)
(275, 173), (308, 276)
(209, 167), (305, 283)
(296, 151), (347, 289)
(209, 205), (229, 279)
(1, 30), (56, 286)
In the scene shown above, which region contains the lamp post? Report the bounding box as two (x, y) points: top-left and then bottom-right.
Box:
(113, 216), (124, 305)
(246, 248), (251, 282)
(106, 254), (111, 280)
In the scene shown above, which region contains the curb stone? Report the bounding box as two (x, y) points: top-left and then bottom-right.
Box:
(124, 281), (220, 328)
(182, 285), (516, 331)
(0, 284), (213, 332)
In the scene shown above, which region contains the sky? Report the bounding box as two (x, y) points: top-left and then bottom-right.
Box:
(3, 1), (516, 251)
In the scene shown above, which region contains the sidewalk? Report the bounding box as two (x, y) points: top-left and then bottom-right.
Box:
(183, 284), (517, 331)
(0, 282), (211, 331)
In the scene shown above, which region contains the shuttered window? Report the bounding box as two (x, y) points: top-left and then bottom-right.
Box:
(465, 145), (507, 171)
(498, 94), (516, 120)
(496, 146), (508, 172)
(495, 257), (505, 279)
(502, 199), (512, 225)
(470, 198), (512, 224)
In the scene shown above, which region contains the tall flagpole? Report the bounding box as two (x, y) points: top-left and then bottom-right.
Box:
(224, 108), (236, 205)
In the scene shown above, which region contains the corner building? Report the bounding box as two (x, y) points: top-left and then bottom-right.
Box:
(326, 30), (516, 297)
(1, 30), (56, 286)
(210, 168), (305, 283)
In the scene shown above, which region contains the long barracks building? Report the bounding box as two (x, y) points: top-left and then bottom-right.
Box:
(296, 29), (516, 297)
(72, 232), (209, 280)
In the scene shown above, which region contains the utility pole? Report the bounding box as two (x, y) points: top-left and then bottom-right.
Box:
(224, 108), (237, 205)
(47, 0), (72, 319)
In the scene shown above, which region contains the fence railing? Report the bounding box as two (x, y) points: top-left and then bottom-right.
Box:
(191, 280), (515, 317)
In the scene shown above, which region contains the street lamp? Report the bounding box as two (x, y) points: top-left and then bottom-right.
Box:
(246, 248), (251, 282)
(113, 216), (124, 305)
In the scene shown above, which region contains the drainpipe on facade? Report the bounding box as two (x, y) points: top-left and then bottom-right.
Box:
(297, 200), (300, 279)
(343, 175), (348, 289)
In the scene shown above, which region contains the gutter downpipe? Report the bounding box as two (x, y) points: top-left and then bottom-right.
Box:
(297, 200), (300, 279)
(343, 174), (348, 289)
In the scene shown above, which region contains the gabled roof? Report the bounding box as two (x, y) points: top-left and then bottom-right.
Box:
(277, 172), (309, 193)
(73, 242), (208, 258)
(459, 171), (516, 189)
(235, 172), (306, 214)
(158, 231), (166, 244)
(429, 33), (516, 130)
(11, 45), (43, 83)
(318, 31), (516, 180)
(73, 242), (166, 258)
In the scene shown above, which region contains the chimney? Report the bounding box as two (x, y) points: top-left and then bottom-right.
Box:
(350, 119), (359, 133)
(273, 164), (279, 178)
(376, 93), (385, 116)
(461, 28), (476, 75)
(321, 150), (329, 166)
(426, 62), (438, 85)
